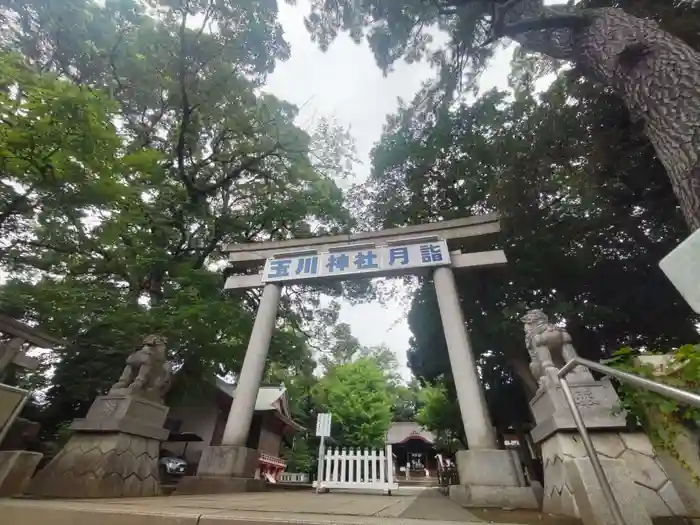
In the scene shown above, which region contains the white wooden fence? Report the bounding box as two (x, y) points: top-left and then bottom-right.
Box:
(313, 444), (398, 493)
(279, 472), (309, 483)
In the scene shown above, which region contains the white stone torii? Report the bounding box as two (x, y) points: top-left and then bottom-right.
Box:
(178, 214), (537, 506)
(221, 215), (502, 450)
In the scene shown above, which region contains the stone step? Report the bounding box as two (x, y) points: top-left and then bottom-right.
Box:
(0, 499), (494, 525)
(398, 479), (438, 487)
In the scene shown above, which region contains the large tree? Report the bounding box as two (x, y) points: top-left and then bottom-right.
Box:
(359, 43), (698, 436)
(302, 0), (700, 230)
(0, 0), (355, 432)
(415, 381), (465, 450)
(0, 53), (121, 263)
(313, 357), (396, 448)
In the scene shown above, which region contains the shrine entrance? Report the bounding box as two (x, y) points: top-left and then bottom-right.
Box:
(397, 440), (437, 479)
(179, 215), (538, 508)
(387, 422), (438, 479)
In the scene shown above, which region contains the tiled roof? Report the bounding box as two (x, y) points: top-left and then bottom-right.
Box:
(386, 422), (435, 444)
(213, 378), (302, 431)
(213, 378), (287, 412)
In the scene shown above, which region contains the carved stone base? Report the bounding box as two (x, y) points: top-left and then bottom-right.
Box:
(450, 449), (538, 509)
(196, 445), (259, 478)
(541, 431), (687, 519)
(449, 484), (539, 509)
(530, 380), (626, 443)
(71, 394), (169, 440)
(27, 432), (161, 498)
(655, 435), (700, 516)
(27, 394), (169, 498)
(0, 450), (42, 496)
(567, 457), (652, 525)
(174, 445), (262, 495)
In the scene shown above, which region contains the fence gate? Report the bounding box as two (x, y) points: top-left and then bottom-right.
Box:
(314, 444), (398, 494)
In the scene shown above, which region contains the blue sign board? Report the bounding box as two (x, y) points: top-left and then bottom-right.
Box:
(261, 240), (450, 283)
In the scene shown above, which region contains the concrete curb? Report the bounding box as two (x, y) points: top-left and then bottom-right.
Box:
(0, 502), (201, 525)
(0, 500), (498, 525)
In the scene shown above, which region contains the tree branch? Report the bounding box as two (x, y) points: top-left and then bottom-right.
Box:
(497, 14), (588, 40)
(107, 27), (129, 96)
(0, 185), (37, 228)
(196, 148), (281, 195)
(174, 10), (198, 201)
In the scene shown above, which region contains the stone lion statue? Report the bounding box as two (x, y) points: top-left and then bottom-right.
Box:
(110, 334), (172, 402)
(521, 309), (591, 391)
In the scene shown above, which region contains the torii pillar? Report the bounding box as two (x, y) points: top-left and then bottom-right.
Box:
(176, 215), (537, 509)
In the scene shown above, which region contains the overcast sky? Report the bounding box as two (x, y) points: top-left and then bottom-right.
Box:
(265, 1), (515, 380)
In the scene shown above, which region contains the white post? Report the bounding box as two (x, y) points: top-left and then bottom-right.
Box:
(333, 448), (340, 482)
(326, 448), (333, 483)
(378, 447), (386, 484)
(315, 435), (326, 493)
(386, 444), (395, 488)
(364, 448), (370, 482)
(339, 448), (346, 483)
(221, 283), (282, 446)
(351, 448), (358, 484)
(433, 266), (497, 449)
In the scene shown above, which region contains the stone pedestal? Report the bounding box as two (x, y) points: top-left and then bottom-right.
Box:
(532, 382), (688, 523)
(655, 432), (700, 516)
(541, 432), (687, 520)
(530, 379), (626, 443)
(0, 450), (42, 496)
(174, 445), (266, 495)
(567, 457), (652, 525)
(28, 394), (168, 498)
(449, 449), (539, 509)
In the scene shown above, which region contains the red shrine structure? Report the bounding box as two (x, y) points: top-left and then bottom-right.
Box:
(167, 380), (304, 483)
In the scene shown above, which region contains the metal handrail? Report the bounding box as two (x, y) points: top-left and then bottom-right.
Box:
(558, 356), (700, 525)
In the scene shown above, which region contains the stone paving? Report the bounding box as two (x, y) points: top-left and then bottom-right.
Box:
(0, 488), (502, 525)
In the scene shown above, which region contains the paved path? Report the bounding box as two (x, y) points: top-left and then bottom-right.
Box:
(400, 489), (483, 521)
(0, 488), (501, 525)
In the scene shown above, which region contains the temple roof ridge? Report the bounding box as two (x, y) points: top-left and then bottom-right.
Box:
(386, 421), (436, 445)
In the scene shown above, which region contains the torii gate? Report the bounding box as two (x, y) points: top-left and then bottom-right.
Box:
(177, 214), (537, 507)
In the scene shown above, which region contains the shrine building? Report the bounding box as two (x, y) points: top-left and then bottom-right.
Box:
(166, 379), (304, 482)
(387, 422), (439, 479)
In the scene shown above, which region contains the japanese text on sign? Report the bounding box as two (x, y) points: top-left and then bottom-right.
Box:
(316, 413), (332, 437)
(261, 240), (450, 283)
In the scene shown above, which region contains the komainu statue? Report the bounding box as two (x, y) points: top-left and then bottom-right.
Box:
(521, 309), (592, 391)
(110, 334), (172, 402)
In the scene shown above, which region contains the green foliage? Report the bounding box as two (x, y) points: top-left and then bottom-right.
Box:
(311, 306), (409, 427)
(415, 381), (464, 450)
(0, 52), (122, 259)
(302, 0), (495, 79)
(392, 379), (422, 421)
(312, 302), (401, 382)
(0, 0), (356, 434)
(357, 30), (699, 430)
(283, 436), (314, 473)
(301, 1), (700, 101)
(264, 359), (318, 473)
(607, 345), (700, 483)
(313, 358), (396, 449)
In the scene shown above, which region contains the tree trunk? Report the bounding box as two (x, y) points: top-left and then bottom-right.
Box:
(507, 354), (538, 399)
(514, 6), (700, 231)
(575, 8), (700, 231)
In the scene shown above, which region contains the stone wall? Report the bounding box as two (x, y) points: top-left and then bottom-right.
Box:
(29, 433), (160, 498)
(542, 431), (686, 517)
